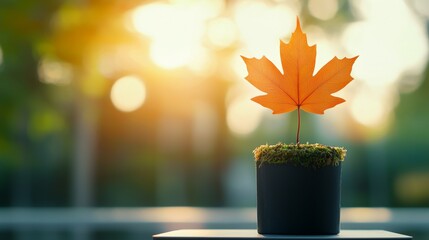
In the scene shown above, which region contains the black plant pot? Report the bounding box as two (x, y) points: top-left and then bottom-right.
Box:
(257, 162), (342, 235)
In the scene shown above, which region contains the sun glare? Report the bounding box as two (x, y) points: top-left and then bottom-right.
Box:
(343, 0), (428, 87)
(127, 0), (428, 136)
(131, 2), (208, 69)
(234, 2), (296, 65)
(227, 96), (263, 136)
(149, 40), (194, 69)
(308, 0), (338, 20)
(110, 76), (146, 112)
(207, 17), (237, 49)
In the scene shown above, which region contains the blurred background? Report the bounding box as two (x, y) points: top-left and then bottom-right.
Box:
(0, 0), (429, 239)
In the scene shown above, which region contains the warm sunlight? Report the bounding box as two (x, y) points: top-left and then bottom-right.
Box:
(339, 0), (428, 135)
(342, 0), (427, 87)
(206, 17), (237, 49)
(3, 0), (429, 238)
(149, 41), (195, 69)
(233, 2), (297, 64)
(227, 96), (263, 136)
(131, 2), (210, 69)
(126, 0), (428, 137)
(308, 0), (338, 20)
(110, 76), (146, 112)
(38, 58), (73, 85)
(342, 208), (392, 223)
(350, 87), (392, 127)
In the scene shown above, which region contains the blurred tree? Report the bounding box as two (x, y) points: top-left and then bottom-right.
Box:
(0, 0), (67, 206)
(387, 60), (429, 207)
(43, 0), (147, 207)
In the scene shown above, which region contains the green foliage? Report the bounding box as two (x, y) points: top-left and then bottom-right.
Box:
(254, 143), (346, 168)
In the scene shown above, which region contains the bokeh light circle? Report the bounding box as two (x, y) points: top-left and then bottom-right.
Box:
(110, 76), (146, 112)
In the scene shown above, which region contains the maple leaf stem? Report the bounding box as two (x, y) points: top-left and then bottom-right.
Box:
(296, 106), (301, 146)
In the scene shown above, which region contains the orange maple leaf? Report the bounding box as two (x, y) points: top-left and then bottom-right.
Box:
(242, 18), (358, 143)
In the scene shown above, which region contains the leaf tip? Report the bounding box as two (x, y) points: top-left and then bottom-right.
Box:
(343, 55), (359, 63)
(295, 16), (303, 32)
(240, 55), (250, 62)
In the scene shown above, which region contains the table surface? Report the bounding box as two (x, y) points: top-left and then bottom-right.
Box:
(153, 230), (412, 240)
